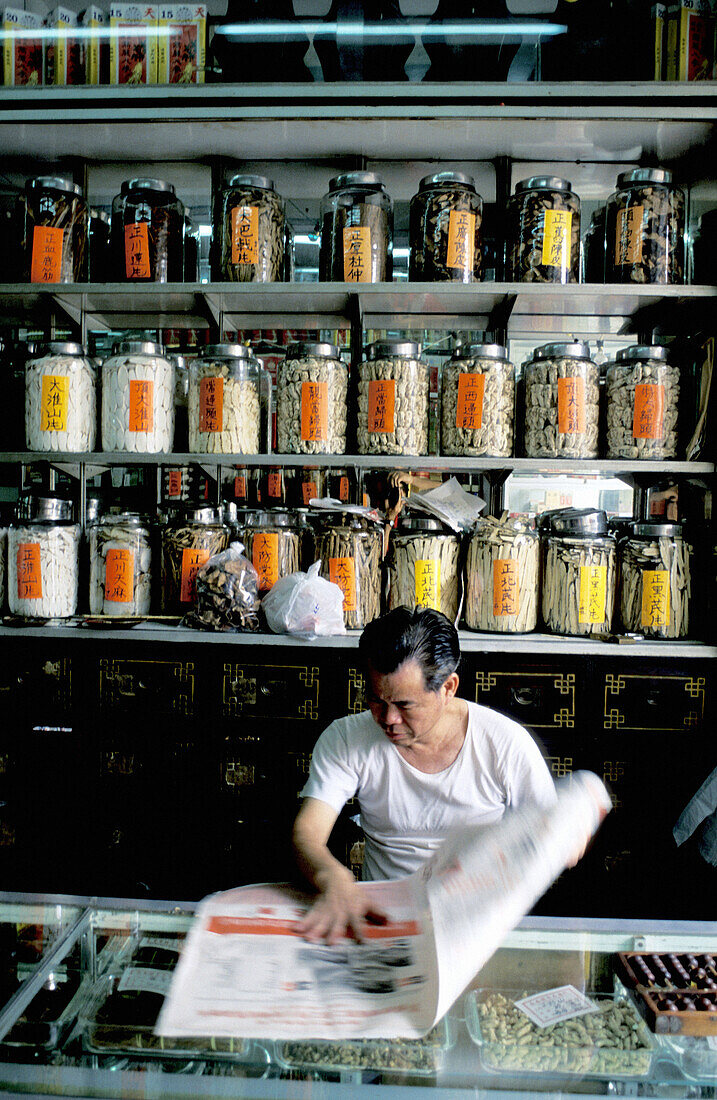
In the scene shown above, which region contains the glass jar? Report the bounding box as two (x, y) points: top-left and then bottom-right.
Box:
(259, 466), (286, 507)
(112, 178), (184, 283)
(313, 510), (383, 629)
(89, 513), (152, 616)
(101, 340), (175, 454)
(618, 522), (691, 639)
(215, 174), (285, 283)
(606, 345), (679, 459)
(160, 505), (229, 613)
(25, 342), (96, 452)
(161, 465), (196, 506)
(357, 340), (430, 456)
(291, 468), (326, 508)
(88, 208), (111, 282)
(605, 168), (685, 285)
(276, 342), (348, 455)
(188, 344), (268, 455)
(523, 342), (599, 459)
(241, 509), (301, 594)
(583, 205), (606, 283)
(541, 509), (616, 637)
(508, 176), (580, 284)
(319, 172), (392, 283)
(23, 176), (88, 284)
(387, 514), (460, 622)
(440, 344), (514, 457)
(409, 171), (483, 283)
(8, 497), (80, 619)
(465, 516), (539, 633)
(327, 468), (353, 504)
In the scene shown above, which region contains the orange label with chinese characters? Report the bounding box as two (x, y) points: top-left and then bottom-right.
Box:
(31, 226), (64, 283)
(252, 532), (279, 591)
(615, 206), (644, 265)
(199, 376), (224, 433)
(124, 223), (151, 279)
(456, 372), (485, 430)
(167, 470), (182, 497)
(180, 548), (211, 604)
(267, 471), (282, 499)
(368, 379), (395, 433)
(557, 376), (586, 434)
(16, 542), (42, 600)
(234, 474), (247, 499)
(343, 226), (371, 282)
(105, 548), (134, 603)
(302, 481), (317, 505)
(129, 380), (154, 433)
(300, 381), (329, 442)
(339, 475), (350, 502)
(633, 383), (665, 439)
(446, 210), (475, 273)
(493, 559), (519, 617)
(329, 557), (357, 612)
(231, 205), (259, 266)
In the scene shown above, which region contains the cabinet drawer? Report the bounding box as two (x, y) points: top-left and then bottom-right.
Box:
(221, 663), (320, 721)
(97, 658), (196, 717)
(474, 668), (580, 731)
(602, 671), (706, 732)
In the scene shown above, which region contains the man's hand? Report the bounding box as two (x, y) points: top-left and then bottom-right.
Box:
(297, 865), (386, 944)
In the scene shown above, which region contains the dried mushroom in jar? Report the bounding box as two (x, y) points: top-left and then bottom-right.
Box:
(619, 524), (691, 639)
(441, 344), (514, 456)
(215, 173), (285, 282)
(508, 176), (580, 284)
(465, 514), (538, 633)
(320, 172), (392, 283)
(523, 342), (599, 459)
(314, 513), (382, 629)
(606, 345), (679, 459)
(23, 176), (88, 283)
(409, 171), (483, 282)
(606, 168), (684, 285)
(357, 340), (430, 456)
(387, 516), (460, 622)
(276, 342), (348, 454)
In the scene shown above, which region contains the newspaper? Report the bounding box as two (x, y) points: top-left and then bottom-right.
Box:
(157, 772), (611, 1041)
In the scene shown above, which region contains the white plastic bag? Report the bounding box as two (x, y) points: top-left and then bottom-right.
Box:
(262, 561), (346, 639)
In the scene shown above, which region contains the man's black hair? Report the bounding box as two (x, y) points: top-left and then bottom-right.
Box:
(358, 607), (461, 692)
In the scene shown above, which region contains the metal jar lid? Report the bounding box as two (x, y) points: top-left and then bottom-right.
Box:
(532, 342), (592, 362)
(452, 343), (508, 362)
(328, 171), (385, 193)
(90, 208), (110, 225)
(26, 176), (83, 199)
(180, 505), (224, 525)
(121, 178), (176, 196)
(286, 342), (341, 360)
(547, 507), (608, 537)
(397, 514), (448, 534)
(631, 521), (683, 538)
(367, 339), (422, 360)
(201, 343), (259, 362)
(25, 496), (74, 522)
(617, 168), (673, 189)
(111, 340), (165, 357)
(418, 171), (476, 192)
(227, 173), (275, 192)
(616, 344), (670, 363)
(247, 509), (294, 528)
(98, 511), (147, 528)
(34, 342), (88, 358)
(515, 176), (573, 194)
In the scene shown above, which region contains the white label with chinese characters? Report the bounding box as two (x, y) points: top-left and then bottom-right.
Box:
(138, 936), (181, 952)
(514, 985), (598, 1028)
(118, 967), (173, 996)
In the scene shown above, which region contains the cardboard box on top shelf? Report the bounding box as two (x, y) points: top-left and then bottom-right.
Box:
(81, 5), (109, 83)
(2, 8), (43, 85)
(665, 0), (714, 79)
(158, 3), (205, 83)
(109, 2), (157, 83)
(652, 3), (667, 78)
(45, 6), (82, 83)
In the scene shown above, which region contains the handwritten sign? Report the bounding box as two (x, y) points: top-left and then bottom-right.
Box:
(300, 381), (328, 442)
(167, 470), (183, 497)
(129, 380), (154, 433)
(329, 557), (357, 612)
(339, 475), (350, 502)
(124, 223), (151, 279)
(578, 565), (606, 625)
(180, 547), (211, 603)
(414, 559), (441, 611)
(231, 205), (259, 266)
(40, 375), (68, 432)
(446, 209), (475, 274)
(633, 383), (665, 440)
(557, 376), (586, 435)
(252, 532), (279, 591)
(105, 548), (134, 603)
(267, 471), (282, 499)
(514, 986), (598, 1029)
(199, 376), (223, 433)
(368, 379), (395, 434)
(301, 481), (317, 505)
(541, 209), (572, 270)
(31, 226), (64, 283)
(16, 542), (42, 600)
(641, 569), (670, 629)
(615, 206), (644, 266)
(343, 226), (371, 283)
(493, 559), (519, 617)
(456, 372), (485, 430)
(234, 474), (247, 499)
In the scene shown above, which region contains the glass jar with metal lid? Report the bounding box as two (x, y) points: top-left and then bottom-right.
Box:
(605, 168), (685, 285)
(25, 342), (96, 452)
(465, 515), (539, 634)
(409, 171), (483, 283)
(215, 174), (285, 283)
(441, 344), (514, 457)
(8, 496), (80, 619)
(541, 508), (616, 637)
(88, 208), (111, 282)
(313, 509), (383, 630)
(276, 342), (348, 455)
(188, 344), (269, 456)
(357, 339), (429, 456)
(160, 504), (229, 613)
(508, 176), (580, 284)
(290, 468), (327, 508)
(606, 344), (679, 459)
(111, 177), (184, 283)
(387, 513), (460, 622)
(523, 342), (599, 458)
(23, 176), (88, 284)
(241, 509), (301, 594)
(89, 513), (152, 617)
(101, 340), (175, 454)
(618, 521), (691, 639)
(319, 172), (393, 283)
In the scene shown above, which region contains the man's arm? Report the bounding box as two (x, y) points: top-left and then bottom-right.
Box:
(292, 797), (385, 944)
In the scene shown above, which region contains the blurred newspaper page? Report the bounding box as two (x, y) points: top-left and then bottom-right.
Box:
(157, 772), (610, 1040)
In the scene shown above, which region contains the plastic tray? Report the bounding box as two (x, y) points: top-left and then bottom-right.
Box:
(466, 989), (656, 1080)
(274, 1018), (452, 1076)
(657, 1034), (717, 1082)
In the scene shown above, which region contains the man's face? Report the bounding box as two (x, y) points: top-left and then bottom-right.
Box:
(365, 658), (454, 749)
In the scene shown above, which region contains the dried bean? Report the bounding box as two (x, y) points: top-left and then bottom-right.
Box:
(282, 1026), (444, 1072)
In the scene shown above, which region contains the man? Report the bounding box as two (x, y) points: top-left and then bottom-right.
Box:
(293, 607), (557, 943)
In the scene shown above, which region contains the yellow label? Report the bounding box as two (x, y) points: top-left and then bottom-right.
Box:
(615, 206), (644, 266)
(446, 209), (475, 273)
(40, 375), (69, 432)
(343, 226), (371, 282)
(541, 209), (572, 270)
(641, 570), (670, 629)
(578, 565), (606, 625)
(414, 559), (441, 611)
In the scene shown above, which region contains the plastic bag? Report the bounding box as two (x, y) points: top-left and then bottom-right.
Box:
(262, 561), (346, 639)
(186, 542), (261, 632)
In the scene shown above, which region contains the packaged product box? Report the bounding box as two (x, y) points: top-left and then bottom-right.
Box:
(665, 0), (714, 80)
(2, 8), (43, 85)
(81, 5), (109, 84)
(45, 6), (82, 85)
(652, 3), (667, 78)
(158, 3), (205, 83)
(109, 2), (157, 83)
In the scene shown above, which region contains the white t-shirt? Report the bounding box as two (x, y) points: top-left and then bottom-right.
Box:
(301, 701), (557, 881)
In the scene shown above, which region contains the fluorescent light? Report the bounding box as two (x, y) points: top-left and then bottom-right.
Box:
(215, 20), (567, 40)
(3, 26), (172, 39)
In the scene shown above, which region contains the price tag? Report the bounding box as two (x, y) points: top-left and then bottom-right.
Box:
(167, 470), (182, 497)
(231, 205), (259, 266)
(302, 480), (317, 505)
(343, 226), (371, 282)
(414, 559), (441, 611)
(105, 548), (134, 603)
(16, 542), (42, 600)
(300, 381), (329, 442)
(118, 967), (172, 997)
(446, 209), (475, 274)
(368, 379), (395, 433)
(514, 985), (598, 1028)
(615, 206), (644, 265)
(180, 548), (211, 604)
(541, 209), (572, 270)
(234, 474), (247, 499)
(633, 383), (665, 440)
(329, 557), (357, 612)
(578, 565), (606, 625)
(267, 471), (282, 499)
(641, 569), (670, 629)
(557, 376), (586, 435)
(31, 226), (64, 283)
(493, 559), (519, 617)
(199, 376), (224, 433)
(40, 375), (68, 432)
(129, 380), (154, 433)
(252, 532), (279, 591)
(124, 223), (151, 279)
(456, 372), (485, 430)
(339, 475), (350, 502)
